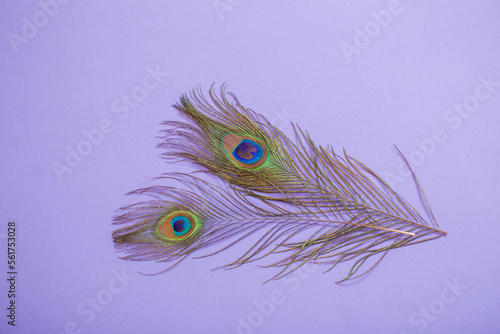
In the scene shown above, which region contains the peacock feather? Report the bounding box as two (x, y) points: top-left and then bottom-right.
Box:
(113, 86), (447, 283)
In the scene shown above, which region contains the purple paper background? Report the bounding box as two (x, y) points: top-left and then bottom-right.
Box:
(1, 1), (499, 333)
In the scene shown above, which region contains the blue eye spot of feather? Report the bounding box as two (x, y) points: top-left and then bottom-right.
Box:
(233, 139), (264, 164)
(171, 216), (191, 236)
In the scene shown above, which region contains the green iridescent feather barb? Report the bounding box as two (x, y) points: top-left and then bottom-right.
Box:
(112, 86), (447, 283)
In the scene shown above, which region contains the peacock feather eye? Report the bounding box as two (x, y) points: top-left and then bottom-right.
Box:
(222, 133), (268, 169)
(155, 211), (198, 241)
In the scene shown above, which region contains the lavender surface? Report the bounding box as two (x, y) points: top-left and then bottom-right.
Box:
(1, 1), (499, 333)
